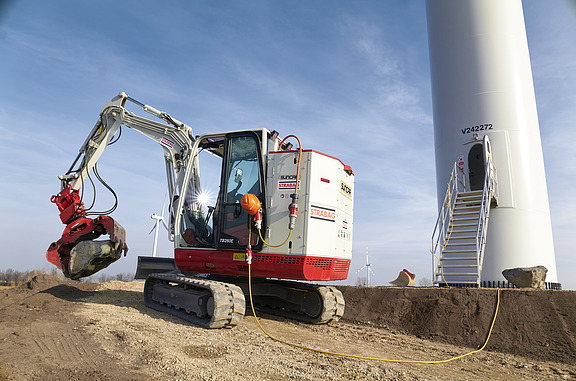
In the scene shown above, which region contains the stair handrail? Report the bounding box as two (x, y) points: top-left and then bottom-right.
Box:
(474, 150), (498, 283)
(431, 162), (469, 282)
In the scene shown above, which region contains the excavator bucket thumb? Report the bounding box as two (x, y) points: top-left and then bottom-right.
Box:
(47, 215), (128, 280)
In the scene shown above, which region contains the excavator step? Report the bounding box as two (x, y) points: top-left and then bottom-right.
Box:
(143, 273), (245, 329)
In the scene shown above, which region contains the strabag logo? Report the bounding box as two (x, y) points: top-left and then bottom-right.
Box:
(160, 136), (175, 148)
(310, 205), (336, 222)
(278, 180), (301, 190)
(340, 181), (352, 197)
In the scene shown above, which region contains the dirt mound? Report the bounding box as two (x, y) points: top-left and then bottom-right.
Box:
(337, 286), (576, 364)
(15, 274), (64, 291)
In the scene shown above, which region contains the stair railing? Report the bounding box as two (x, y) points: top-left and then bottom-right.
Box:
(430, 162), (469, 283)
(474, 150), (498, 282)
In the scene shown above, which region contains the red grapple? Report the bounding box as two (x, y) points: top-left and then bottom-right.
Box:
(47, 215), (128, 280)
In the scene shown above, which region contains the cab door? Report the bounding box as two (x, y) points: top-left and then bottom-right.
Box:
(216, 132), (264, 251)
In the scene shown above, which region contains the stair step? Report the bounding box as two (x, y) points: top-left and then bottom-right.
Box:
(454, 203), (481, 208)
(444, 246), (476, 250)
(455, 199), (482, 205)
(456, 196), (482, 201)
(453, 210), (480, 216)
(450, 223), (477, 228)
(438, 257), (477, 261)
(447, 235), (476, 239)
(434, 280), (478, 284)
(456, 198), (481, 202)
(459, 191), (483, 196)
(435, 272), (478, 277)
(452, 215), (478, 220)
(437, 264), (478, 269)
(442, 252), (477, 257)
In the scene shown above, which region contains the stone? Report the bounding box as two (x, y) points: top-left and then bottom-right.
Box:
(69, 240), (124, 280)
(502, 265), (548, 289)
(389, 269), (416, 287)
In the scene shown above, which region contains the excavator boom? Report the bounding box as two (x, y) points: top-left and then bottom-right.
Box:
(47, 92), (194, 279)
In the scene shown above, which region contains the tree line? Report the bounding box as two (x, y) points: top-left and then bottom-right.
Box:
(0, 268), (134, 286)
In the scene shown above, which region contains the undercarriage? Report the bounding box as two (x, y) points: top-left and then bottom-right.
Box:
(142, 272), (345, 328)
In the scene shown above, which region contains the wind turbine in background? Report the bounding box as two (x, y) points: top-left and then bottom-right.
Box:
(355, 247), (375, 287)
(149, 194), (169, 257)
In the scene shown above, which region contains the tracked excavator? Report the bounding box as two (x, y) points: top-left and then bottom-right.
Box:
(47, 92), (354, 328)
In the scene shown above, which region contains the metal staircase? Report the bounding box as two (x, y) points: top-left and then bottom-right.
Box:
(431, 139), (497, 287)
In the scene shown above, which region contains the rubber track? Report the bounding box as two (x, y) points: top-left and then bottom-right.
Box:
(144, 273), (245, 329)
(252, 280), (345, 324)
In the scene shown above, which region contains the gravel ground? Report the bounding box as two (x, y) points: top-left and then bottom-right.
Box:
(0, 275), (574, 380)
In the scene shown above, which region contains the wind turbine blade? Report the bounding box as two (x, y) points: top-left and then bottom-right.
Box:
(354, 265), (367, 274)
(369, 268), (376, 276)
(161, 218), (169, 231)
(149, 224), (157, 235)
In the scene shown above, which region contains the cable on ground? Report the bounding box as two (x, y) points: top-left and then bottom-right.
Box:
(247, 261), (501, 364)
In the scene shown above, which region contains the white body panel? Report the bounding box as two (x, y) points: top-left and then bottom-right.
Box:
(426, 0), (558, 283)
(262, 150), (354, 260)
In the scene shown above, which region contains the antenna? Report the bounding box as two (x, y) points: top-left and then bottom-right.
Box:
(149, 193), (169, 257)
(354, 247), (375, 286)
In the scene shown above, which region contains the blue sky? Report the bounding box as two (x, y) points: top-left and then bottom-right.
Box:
(1, 1), (575, 288)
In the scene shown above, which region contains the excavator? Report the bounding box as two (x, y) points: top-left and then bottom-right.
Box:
(47, 92), (354, 328)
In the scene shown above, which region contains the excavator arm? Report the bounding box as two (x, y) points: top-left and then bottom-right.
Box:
(47, 92), (196, 279)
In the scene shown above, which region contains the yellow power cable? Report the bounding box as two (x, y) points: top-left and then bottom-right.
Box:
(257, 228), (292, 248)
(247, 261), (501, 364)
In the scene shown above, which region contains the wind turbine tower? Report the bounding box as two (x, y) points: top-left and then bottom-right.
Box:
(149, 195), (169, 257)
(426, 0), (560, 288)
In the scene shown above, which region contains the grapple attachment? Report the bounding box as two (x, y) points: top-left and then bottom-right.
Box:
(47, 215), (128, 280)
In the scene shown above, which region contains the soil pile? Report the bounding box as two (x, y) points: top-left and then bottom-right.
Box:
(338, 286), (576, 364)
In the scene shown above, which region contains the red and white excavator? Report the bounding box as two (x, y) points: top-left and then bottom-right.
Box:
(47, 92), (354, 328)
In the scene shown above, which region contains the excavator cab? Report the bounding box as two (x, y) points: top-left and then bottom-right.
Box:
(180, 131), (266, 252)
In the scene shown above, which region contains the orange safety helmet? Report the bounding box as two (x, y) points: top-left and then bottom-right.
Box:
(241, 193), (261, 215)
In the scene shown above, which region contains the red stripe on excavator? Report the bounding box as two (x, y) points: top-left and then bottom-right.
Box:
(174, 249), (350, 281)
